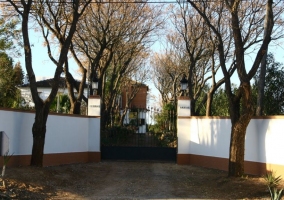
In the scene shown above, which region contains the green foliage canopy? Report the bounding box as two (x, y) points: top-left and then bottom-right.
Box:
(254, 53), (284, 115)
(0, 52), (21, 107)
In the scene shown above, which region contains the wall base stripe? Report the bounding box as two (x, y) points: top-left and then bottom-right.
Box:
(0, 152), (101, 167)
(177, 154), (284, 176)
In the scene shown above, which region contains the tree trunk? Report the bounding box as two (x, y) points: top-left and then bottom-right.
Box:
(101, 103), (108, 130)
(228, 82), (254, 176)
(228, 121), (246, 176)
(30, 107), (48, 166)
(191, 99), (196, 116)
(256, 54), (267, 116)
(70, 101), (81, 114)
(206, 92), (213, 116)
(256, 1), (270, 116)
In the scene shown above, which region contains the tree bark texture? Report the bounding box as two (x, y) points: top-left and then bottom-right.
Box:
(30, 107), (49, 166)
(187, 0), (274, 177)
(256, 2), (270, 116)
(206, 92), (213, 116)
(228, 82), (254, 176)
(70, 101), (81, 114)
(256, 54), (267, 116)
(9, 0), (92, 166)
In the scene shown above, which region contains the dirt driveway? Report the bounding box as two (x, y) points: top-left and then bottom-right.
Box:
(0, 161), (281, 199)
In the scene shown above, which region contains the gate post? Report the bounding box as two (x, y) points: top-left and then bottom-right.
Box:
(177, 96), (191, 165)
(87, 95), (101, 163)
(88, 95), (101, 116)
(177, 96), (191, 117)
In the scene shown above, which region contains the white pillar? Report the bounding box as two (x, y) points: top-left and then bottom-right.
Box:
(177, 96), (191, 117)
(88, 95), (101, 116)
(177, 96), (191, 164)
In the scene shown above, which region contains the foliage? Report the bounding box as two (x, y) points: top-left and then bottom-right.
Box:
(73, 1), (161, 126)
(211, 88), (229, 116)
(7, 0), (92, 166)
(13, 62), (24, 86)
(197, 85), (238, 116)
(0, 17), (21, 56)
(187, 0), (279, 177)
(254, 53), (284, 115)
(149, 103), (177, 147)
(263, 171), (283, 200)
(151, 2), (215, 113)
(0, 16), (23, 108)
(0, 52), (23, 108)
(101, 126), (136, 146)
(204, 53), (284, 117)
(50, 94), (71, 114)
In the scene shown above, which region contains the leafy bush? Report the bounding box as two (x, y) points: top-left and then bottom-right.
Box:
(101, 126), (136, 146)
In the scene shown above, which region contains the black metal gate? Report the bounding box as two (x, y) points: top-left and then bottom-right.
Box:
(101, 128), (177, 162)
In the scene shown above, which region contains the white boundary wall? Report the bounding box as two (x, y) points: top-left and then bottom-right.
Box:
(178, 117), (284, 174)
(0, 109), (100, 156)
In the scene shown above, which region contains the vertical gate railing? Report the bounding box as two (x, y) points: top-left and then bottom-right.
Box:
(101, 106), (177, 148)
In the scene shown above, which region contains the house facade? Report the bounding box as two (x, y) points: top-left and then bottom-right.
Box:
(18, 78), (149, 131)
(119, 83), (149, 133)
(18, 77), (88, 110)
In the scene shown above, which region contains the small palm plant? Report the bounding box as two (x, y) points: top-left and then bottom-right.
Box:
(264, 171), (283, 200)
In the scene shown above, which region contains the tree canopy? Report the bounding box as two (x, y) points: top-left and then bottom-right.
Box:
(254, 53), (284, 115)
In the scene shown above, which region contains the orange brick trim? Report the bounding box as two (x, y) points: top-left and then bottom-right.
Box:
(88, 152), (101, 163)
(177, 154), (228, 171)
(43, 152), (101, 166)
(0, 155), (31, 167)
(0, 152), (101, 167)
(245, 160), (284, 176)
(177, 154), (284, 176)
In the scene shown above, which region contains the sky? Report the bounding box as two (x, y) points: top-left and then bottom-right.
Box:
(17, 31), (77, 80)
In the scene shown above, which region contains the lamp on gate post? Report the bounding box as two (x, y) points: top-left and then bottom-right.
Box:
(180, 74), (188, 96)
(88, 70), (100, 116)
(91, 71), (99, 95)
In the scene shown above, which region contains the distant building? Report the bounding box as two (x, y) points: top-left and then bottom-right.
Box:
(18, 77), (149, 132)
(120, 82), (149, 133)
(18, 77), (87, 108)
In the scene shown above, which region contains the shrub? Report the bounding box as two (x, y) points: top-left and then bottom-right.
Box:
(263, 171), (283, 200)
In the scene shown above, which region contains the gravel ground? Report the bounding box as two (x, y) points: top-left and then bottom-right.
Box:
(0, 161), (282, 199)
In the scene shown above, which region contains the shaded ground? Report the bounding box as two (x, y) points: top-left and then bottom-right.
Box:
(0, 161), (283, 199)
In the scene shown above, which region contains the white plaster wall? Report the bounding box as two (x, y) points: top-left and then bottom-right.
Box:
(178, 117), (284, 166)
(0, 110), (100, 155)
(44, 115), (89, 153)
(248, 118), (284, 165)
(0, 110), (34, 155)
(178, 118), (231, 158)
(88, 118), (100, 152)
(177, 118), (191, 154)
